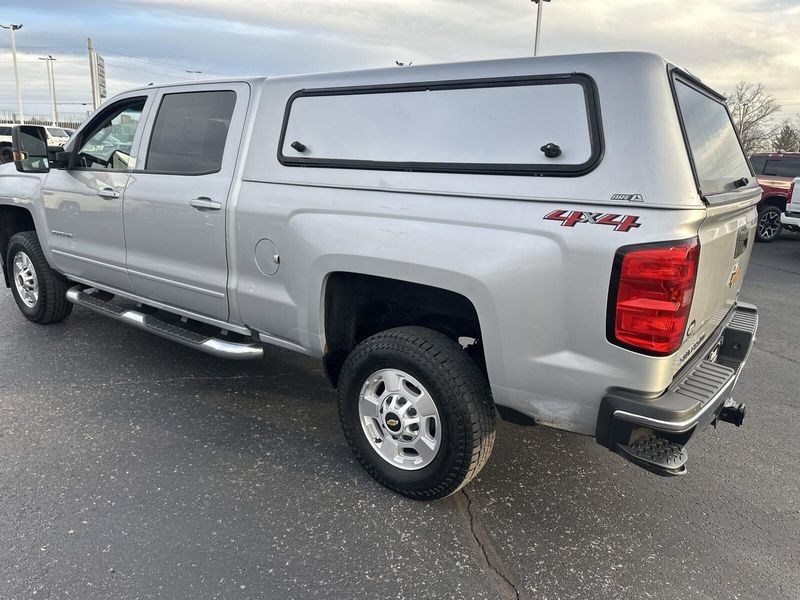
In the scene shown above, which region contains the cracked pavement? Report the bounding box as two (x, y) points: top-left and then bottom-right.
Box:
(1, 235), (798, 599)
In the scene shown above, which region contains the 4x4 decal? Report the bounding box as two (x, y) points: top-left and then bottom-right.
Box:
(543, 210), (641, 232)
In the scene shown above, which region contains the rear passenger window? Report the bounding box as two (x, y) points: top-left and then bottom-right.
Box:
(279, 74), (603, 177)
(749, 156), (766, 174)
(146, 90), (236, 174)
(763, 158), (800, 178)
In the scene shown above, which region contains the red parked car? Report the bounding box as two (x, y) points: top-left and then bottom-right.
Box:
(749, 152), (800, 242)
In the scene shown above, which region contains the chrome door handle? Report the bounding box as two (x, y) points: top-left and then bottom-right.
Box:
(97, 188), (120, 199)
(189, 197), (222, 211)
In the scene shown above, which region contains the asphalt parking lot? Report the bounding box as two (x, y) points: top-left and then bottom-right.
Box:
(1, 235), (798, 600)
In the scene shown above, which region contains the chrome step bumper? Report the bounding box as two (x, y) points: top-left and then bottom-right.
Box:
(596, 302), (758, 450)
(66, 286), (264, 360)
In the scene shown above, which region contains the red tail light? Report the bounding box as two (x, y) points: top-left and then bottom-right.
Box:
(608, 238), (700, 355)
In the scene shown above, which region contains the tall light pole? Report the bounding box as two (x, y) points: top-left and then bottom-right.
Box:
(39, 55), (59, 125)
(1, 24), (24, 123)
(87, 37), (99, 110)
(738, 102), (749, 130)
(531, 0), (551, 57)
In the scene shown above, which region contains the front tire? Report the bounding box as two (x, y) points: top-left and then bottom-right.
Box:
(7, 231), (72, 324)
(756, 205), (783, 243)
(337, 326), (495, 500)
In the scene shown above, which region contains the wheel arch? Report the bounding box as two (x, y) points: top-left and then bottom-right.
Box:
(0, 205), (37, 287)
(321, 272), (488, 387)
(759, 195), (788, 211)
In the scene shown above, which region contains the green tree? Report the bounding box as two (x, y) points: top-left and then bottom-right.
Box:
(771, 123), (800, 152)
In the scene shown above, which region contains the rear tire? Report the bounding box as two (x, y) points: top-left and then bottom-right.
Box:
(337, 326), (495, 500)
(7, 231), (72, 324)
(756, 205), (783, 243)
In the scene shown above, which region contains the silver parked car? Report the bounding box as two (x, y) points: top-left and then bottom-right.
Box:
(0, 52), (759, 499)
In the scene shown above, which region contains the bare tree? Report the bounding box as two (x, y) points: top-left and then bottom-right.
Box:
(725, 82), (781, 155)
(771, 122), (800, 152)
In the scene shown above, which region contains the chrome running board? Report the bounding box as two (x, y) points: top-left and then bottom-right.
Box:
(66, 286), (264, 360)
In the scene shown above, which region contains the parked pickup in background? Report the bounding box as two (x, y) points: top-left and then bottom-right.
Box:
(749, 152), (800, 242)
(0, 52), (759, 499)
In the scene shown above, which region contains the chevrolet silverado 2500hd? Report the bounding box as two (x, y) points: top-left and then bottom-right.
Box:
(0, 52), (758, 499)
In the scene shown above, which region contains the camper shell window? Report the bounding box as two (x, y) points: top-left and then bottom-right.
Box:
(278, 73), (603, 177)
(671, 71), (755, 199)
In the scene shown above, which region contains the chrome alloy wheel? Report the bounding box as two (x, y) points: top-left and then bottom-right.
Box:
(758, 208), (782, 241)
(358, 369), (442, 470)
(12, 251), (39, 308)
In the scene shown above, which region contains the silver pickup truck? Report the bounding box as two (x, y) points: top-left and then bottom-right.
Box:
(0, 52), (759, 500)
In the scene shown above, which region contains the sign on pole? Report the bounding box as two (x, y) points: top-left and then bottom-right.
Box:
(96, 54), (107, 99)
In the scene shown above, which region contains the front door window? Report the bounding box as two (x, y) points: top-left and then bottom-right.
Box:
(75, 99), (146, 170)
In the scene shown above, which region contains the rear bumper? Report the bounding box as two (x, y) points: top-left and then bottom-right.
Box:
(596, 302), (758, 449)
(780, 212), (800, 227)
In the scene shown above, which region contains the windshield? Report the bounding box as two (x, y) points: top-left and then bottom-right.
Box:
(674, 79), (752, 197)
(47, 127), (68, 137)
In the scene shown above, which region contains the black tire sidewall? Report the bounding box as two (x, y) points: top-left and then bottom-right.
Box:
(7, 237), (45, 321)
(340, 342), (475, 496)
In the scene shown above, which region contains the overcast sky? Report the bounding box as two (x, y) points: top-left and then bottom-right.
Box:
(2, 0), (799, 122)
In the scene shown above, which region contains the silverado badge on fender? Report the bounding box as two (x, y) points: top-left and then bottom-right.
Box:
(543, 210), (642, 232)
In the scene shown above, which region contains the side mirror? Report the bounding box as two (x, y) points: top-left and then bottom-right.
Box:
(12, 125), (50, 173)
(55, 151), (72, 163)
(49, 148), (73, 169)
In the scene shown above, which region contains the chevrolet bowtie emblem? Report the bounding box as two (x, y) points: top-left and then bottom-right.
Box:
(386, 419), (399, 427)
(728, 263), (742, 288)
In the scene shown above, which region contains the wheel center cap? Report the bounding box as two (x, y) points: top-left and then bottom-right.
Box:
(384, 412), (402, 433)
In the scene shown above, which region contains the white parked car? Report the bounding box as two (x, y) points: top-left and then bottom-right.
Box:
(44, 126), (70, 147)
(0, 125), (18, 163)
(0, 124), (15, 148)
(781, 177), (800, 229)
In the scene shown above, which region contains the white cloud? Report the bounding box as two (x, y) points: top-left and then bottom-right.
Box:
(129, 0), (800, 113)
(1, 0), (799, 122)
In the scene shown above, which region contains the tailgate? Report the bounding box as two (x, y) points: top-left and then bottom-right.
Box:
(669, 69), (762, 371)
(674, 193), (759, 371)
